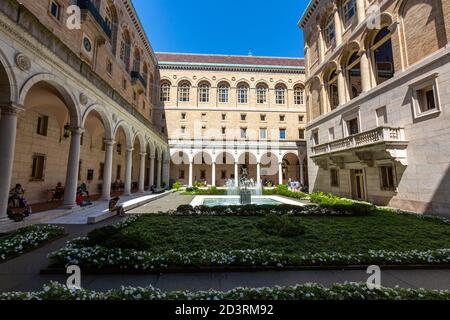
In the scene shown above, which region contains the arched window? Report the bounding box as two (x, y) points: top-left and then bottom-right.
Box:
(160, 82), (171, 102)
(275, 85), (286, 105)
(237, 83), (249, 104)
(198, 82), (210, 103)
(346, 52), (362, 99)
(371, 27), (394, 85)
(342, 0), (357, 26)
(133, 49), (141, 73)
(178, 82), (191, 102)
(119, 30), (131, 71)
(324, 14), (335, 47)
(327, 70), (339, 110)
(256, 84), (268, 104)
(294, 85), (304, 105)
(218, 82), (230, 103)
(105, 5), (118, 55)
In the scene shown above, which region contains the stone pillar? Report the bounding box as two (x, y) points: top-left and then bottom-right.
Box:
(356, 0), (366, 24)
(278, 162), (283, 186)
(256, 162), (261, 185)
(0, 105), (22, 219)
(156, 157), (162, 189)
(101, 139), (115, 201)
(163, 159), (170, 188)
(318, 27), (325, 63)
(334, 8), (342, 46)
(188, 160), (193, 187)
(234, 162), (239, 187)
(138, 152), (147, 193)
(360, 49), (371, 92)
(300, 159), (305, 187)
(63, 127), (84, 208)
(149, 156), (155, 188)
(337, 67), (346, 106)
(211, 161), (216, 187)
(124, 148), (133, 196)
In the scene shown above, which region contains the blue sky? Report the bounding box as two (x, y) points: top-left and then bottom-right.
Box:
(131, 0), (308, 58)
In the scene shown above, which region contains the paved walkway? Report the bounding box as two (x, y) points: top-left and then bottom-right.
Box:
(0, 193), (450, 294)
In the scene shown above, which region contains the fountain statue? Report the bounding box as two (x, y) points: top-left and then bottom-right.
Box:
(239, 167), (252, 205)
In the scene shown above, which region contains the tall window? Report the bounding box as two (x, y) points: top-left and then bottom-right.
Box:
(380, 166), (395, 191)
(49, 1), (62, 21)
(324, 14), (335, 47)
(275, 85), (286, 105)
(218, 83), (229, 103)
(346, 52), (362, 99)
(327, 70), (339, 110)
(342, 0), (357, 25)
(120, 30), (131, 71)
(133, 49), (141, 73)
(198, 82), (210, 103)
(294, 86), (304, 105)
(237, 83), (249, 104)
(37, 114), (49, 136)
(279, 128), (287, 140)
(256, 85), (268, 104)
(160, 82), (171, 102)
(105, 5), (118, 55)
(178, 82), (191, 102)
(31, 154), (45, 180)
(372, 27), (394, 85)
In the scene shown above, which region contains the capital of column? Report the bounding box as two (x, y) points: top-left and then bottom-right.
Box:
(104, 139), (116, 146)
(69, 127), (85, 135)
(140, 152), (147, 157)
(1, 103), (24, 115)
(127, 147), (134, 153)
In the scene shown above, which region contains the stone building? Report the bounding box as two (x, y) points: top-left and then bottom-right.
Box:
(299, 0), (450, 216)
(0, 0), (169, 220)
(155, 53), (307, 187)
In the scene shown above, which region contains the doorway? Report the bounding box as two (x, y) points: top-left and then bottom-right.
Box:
(351, 169), (366, 200)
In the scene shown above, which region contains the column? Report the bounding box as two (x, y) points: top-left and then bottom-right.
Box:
(356, 0), (366, 24)
(234, 162), (239, 187)
(101, 139), (115, 201)
(318, 27), (325, 63)
(337, 67), (346, 106)
(162, 160), (169, 188)
(63, 127), (84, 208)
(124, 148), (133, 196)
(334, 8), (342, 46)
(0, 105), (22, 219)
(256, 162), (261, 185)
(188, 160), (193, 187)
(278, 162), (283, 186)
(138, 152), (146, 193)
(211, 161), (216, 187)
(156, 157), (162, 189)
(148, 156), (155, 188)
(300, 159), (305, 187)
(360, 49), (371, 92)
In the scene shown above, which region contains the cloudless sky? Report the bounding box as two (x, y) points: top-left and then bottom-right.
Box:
(131, 0), (309, 58)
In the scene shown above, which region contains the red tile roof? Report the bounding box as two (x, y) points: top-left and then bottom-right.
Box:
(156, 53), (304, 68)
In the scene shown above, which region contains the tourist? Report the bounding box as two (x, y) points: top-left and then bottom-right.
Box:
(79, 182), (89, 197)
(76, 191), (92, 207)
(109, 196), (125, 217)
(52, 182), (64, 201)
(8, 184), (25, 208)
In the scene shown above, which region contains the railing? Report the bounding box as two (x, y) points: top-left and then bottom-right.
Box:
(169, 139), (306, 150)
(131, 71), (148, 89)
(312, 127), (406, 156)
(77, 0), (112, 38)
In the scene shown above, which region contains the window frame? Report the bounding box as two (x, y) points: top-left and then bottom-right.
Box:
(379, 165), (396, 191)
(256, 85), (268, 104)
(178, 82), (191, 102)
(237, 84), (249, 104)
(275, 85), (286, 105)
(294, 86), (304, 105)
(160, 82), (171, 102)
(324, 13), (336, 47)
(410, 73), (441, 120)
(342, 0), (357, 26)
(198, 82), (210, 103)
(31, 154), (46, 181)
(330, 168), (340, 187)
(218, 83), (230, 103)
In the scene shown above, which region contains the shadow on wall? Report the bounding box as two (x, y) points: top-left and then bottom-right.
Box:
(426, 165), (450, 217)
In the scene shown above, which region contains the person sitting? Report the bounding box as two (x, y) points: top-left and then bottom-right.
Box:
(76, 191), (92, 207)
(79, 182), (89, 197)
(52, 182), (64, 201)
(108, 197), (125, 217)
(9, 184), (25, 208)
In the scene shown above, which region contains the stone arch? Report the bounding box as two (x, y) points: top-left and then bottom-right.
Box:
(81, 104), (113, 140)
(214, 151), (236, 164)
(19, 73), (81, 127)
(171, 150), (191, 165)
(132, 131), (147, 152)
(338, 40), (361, 67)
(175, 77), (192, 87)
(147, 140), (156, 157)
(235, 79), (251, 88)
(237, 151), (258, 165)
(195, 77), (212, 87)
(112, 120), (133, 148)
(216, 78), (231, 87)
(0, 48), (18, 105)
(193, 150), (213, 165)
(259, 151), (280, 165)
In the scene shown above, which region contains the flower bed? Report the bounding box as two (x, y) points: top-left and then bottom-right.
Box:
(263, 184), (307, 200)
(181, 186), (227, 195)
(309, 192), (377, 215)
(1, 281), (449, 300)
(0, 225), (65, 261)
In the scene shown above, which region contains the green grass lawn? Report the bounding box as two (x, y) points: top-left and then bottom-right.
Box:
(90, 212), (450, 254)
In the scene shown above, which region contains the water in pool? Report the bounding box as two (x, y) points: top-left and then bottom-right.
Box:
(202, 197), (282, 207)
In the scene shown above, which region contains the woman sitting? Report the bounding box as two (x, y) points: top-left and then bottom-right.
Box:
(108, 197), (125, 217)
(76, 191), (92, 207)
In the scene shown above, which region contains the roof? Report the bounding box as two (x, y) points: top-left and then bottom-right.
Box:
(156, 52), (304, 69)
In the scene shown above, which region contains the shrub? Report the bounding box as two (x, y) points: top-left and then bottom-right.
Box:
(257, 214), (306, 237)
(171, 182), (183, 190)
(263, 185), (307, 200)
(85, 226), (148, 251)
(309, 192), (377, 215)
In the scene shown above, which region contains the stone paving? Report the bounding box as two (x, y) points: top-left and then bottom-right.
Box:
(1, 193), (450, 294)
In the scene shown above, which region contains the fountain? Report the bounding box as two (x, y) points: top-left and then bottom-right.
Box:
(239, 167), (252, 205)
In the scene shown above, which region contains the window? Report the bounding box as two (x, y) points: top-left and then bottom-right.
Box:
(298, 115), (304, 123)
(218, 83), (229, 103)
(346, 52), (362, 99)
(294, 86), (304, 105)
(119, 31), (131, 71)
(347, 118), (359, 135)
(240, 114), (247, 121)
(31, 154), (45, 180)
(298, 129), (305, 140)
(161, 113), (166, 120)
(417, 86), (436, 113)
(256, 85), (268, 104)
(221, 170), (227, 179)
(327, 70), (339, 110)
(275, 85), (286, 104)
(376, 107), (387, 126)
(181, 112), (187, 120)
(279, 114), (286, 122)
(161, 126), (165, 134)
(221, 113), (227, 121)
(279, 128), (286, 140)
(329, 127), (335, 141)
(49, 1), (62, 20)
(116, 165), (121, 180)
(181, 126), (186, 134)
(178, 82), (190, 102)
(312, 130), (319, 146)
(122, 78), (127, 90)
(179, 169), (185, 179)
(372, 27), (394, 85)
(379, 166), (395, 191)
(200, 170), (206, 180)
(160, 82), (171, 102)
(198, 82), (210, 103)
(237, 84), (249, 104)
(260, 128), (267, 140)
(330, 168), (339, 187)
(201, 112), (207, 121)
(411, 74), (441, 119)
(324, 14), (335, 47)
(87, 169), (94, 182)
(240, 128), (247, 139)
(221, 127), (226, 135)
(106, 60), (113, 75)
(342, 0), (356, 25)
(37, 115), (49, 136)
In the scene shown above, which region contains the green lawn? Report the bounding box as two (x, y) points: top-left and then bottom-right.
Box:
(89, 212), (450, 254)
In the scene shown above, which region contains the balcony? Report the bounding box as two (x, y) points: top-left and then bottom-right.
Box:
(311, 127), (408, 168)
(77, 0), (112, 39)
(131, 71), (147, 94)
